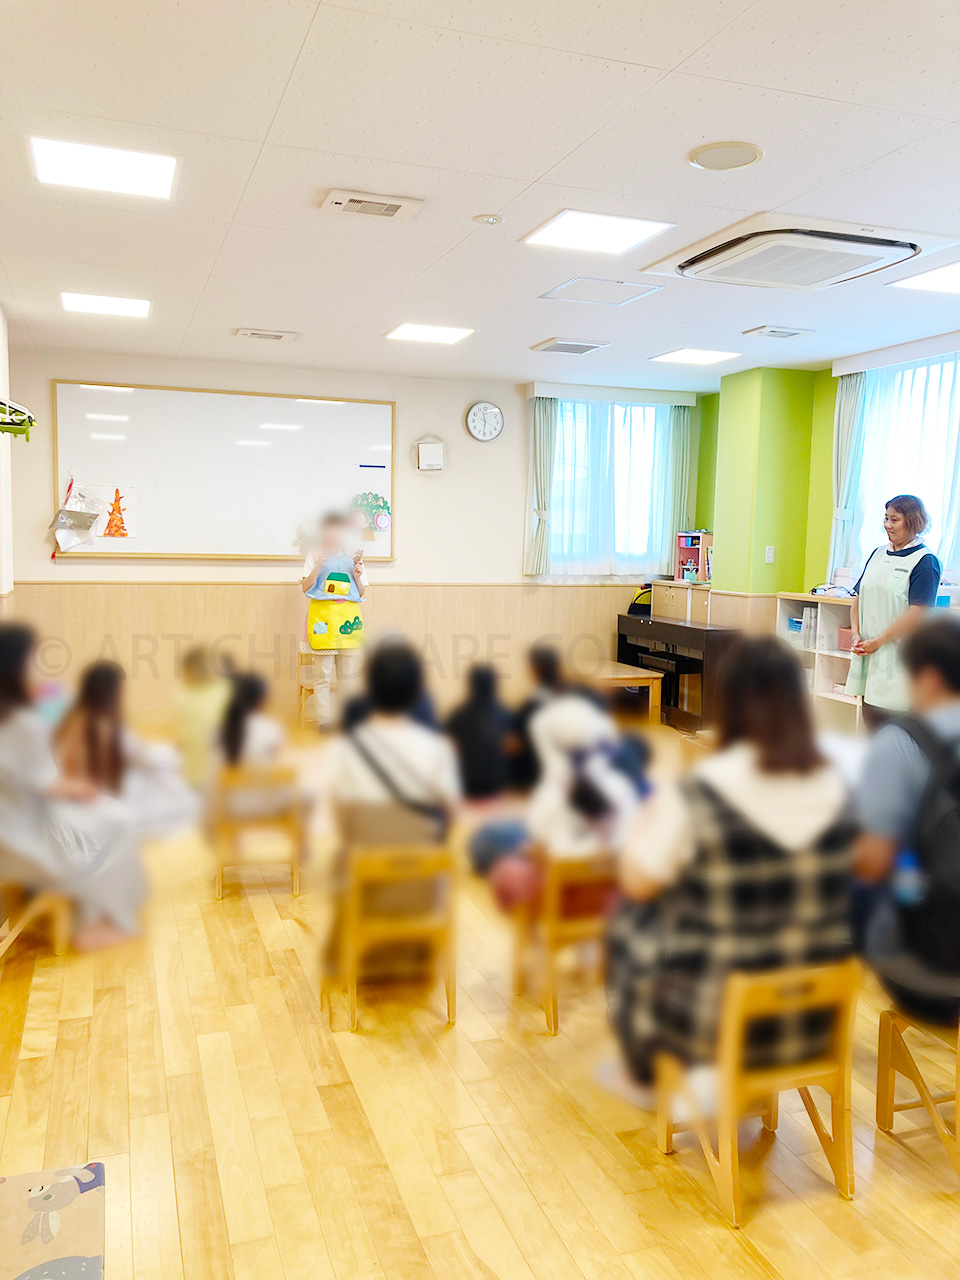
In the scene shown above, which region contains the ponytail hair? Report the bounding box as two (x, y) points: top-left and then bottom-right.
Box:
(221, 673), (267, 766)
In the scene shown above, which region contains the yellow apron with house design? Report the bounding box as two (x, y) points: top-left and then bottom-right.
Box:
(305, 556), (364, 652)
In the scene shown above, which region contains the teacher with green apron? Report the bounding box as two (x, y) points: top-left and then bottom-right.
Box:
(846, 494), (941, 731)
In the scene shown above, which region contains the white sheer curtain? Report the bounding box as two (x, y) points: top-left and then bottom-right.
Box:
(546, 400), (686, 576)
(846, 353), (960, 575)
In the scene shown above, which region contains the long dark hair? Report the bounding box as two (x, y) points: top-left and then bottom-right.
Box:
(221, 673), (267, 765)
(714, 636), (823, 773)
(0, 623), (35, 723)
(529, 645), (563, 691)
(68, 661), (126, 791)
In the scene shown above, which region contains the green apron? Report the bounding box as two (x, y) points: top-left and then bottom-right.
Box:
(845, 543), (929, 712)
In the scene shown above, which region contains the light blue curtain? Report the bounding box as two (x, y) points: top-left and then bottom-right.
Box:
(844, 353), (960, 576)
(524, 397), (558, 575)
(827, 372), (866, 580)
(546, 400), (684, 575)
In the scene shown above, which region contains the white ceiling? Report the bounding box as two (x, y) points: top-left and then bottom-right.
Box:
(3, 0), (960, 390)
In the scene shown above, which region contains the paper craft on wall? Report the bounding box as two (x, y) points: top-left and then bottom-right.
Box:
(91, 484), (137, 540)
(103, 488), (128, 537)
(350, 492), (392, 542)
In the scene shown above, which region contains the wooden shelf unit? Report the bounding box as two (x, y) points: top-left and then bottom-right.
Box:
(776, 592), (861, 732)
(674, 531), (713, 584)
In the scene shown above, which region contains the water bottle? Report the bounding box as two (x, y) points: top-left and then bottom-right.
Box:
(892, 850), (926, 906)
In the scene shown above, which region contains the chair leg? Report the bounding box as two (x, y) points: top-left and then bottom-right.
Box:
(444, 944), (456, 1024)
(877, 1010), (896, 1132)
(512, 905), (529, 996)
(291, 851), (300, 897)
(830, 1086), (855, 1200)
(762, 1094), (779, 1132)
(347, 959), (358, 1032)
(716, 1110), (742, 1227)
(50, 897), (71, 956)
(656, 1055), (680, 1155)
(215, 858), (223, 901)
(543, 946), (559, 1035)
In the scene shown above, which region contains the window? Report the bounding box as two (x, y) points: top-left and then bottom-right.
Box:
(846, 352), (960, 575)
(546, 399), (686, 575)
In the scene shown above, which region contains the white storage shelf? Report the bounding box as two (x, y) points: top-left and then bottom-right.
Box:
(777, 593), (861, 732)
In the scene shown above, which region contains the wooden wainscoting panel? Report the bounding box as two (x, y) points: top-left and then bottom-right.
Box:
(9, 582), (631, 724)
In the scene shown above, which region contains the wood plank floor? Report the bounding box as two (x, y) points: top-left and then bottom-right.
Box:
(1, 829), (959, 1280)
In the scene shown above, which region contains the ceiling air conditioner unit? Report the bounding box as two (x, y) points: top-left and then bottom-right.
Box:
(319, 189), (423, 223)
(643, 214), (957, 291)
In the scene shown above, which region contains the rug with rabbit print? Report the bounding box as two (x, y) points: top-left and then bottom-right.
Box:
(0, 1163), (104, 1279)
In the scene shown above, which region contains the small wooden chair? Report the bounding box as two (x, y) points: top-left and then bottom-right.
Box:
(0, 885), (71, 962)
(212, 764), (302, 899)
(339, 843), (456, 1031)
(877, 1005), (960, 1179)
(513, 846), (617, 1035)
(297, 644), (314, 728)
(657, 957), (861, 1226)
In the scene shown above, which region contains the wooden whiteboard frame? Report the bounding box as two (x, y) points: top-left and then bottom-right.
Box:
(52, 379), (396, 561)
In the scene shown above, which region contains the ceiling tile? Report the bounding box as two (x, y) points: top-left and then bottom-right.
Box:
(545, 73), (942, 211)
(177, 318), (347, 366)
(212, 222), (443, 293)
(778, 125), (960, 236)
(1, 256), (208, 342)
(0, 202), (229, 277)
(0, 109), (262, 223)
(234, 144), (527, 241)
(681, 0), (960, 121)
(2, 0), (318, 140)
(323, 0), (756, 67)
(268, 8), (661, 177)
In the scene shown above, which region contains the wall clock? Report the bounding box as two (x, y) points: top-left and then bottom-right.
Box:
(465, 401), (504, 442)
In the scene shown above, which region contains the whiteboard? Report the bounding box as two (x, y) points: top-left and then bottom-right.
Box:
(54, 381), (394, 559)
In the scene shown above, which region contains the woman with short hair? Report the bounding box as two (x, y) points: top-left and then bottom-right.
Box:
(847, 494), (942, 731)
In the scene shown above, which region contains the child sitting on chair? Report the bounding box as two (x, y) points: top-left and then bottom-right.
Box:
(301, 512), (368, 730)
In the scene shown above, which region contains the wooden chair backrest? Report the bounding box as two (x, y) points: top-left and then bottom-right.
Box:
(350, 844), (455, 885)
(718, 957), (861, 1070)
(214, 764), (299, 829)
(336, 800), (442, 847)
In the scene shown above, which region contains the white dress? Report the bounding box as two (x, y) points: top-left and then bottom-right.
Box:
(0, 708), (146, 932)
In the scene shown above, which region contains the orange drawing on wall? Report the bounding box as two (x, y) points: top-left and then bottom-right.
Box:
(103, 488), (128, 538)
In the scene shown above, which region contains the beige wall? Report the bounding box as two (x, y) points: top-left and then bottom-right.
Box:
(9, 581), (631, 725)
(9, 347), (531, 586)
(0, 306), (12, 596)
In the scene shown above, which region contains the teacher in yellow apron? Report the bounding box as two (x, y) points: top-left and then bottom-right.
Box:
(846, 494), (941, 731)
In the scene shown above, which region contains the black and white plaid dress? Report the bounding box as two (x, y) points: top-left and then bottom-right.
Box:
(607, 775), (855, 1079)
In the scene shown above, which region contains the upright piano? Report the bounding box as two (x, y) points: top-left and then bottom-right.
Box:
(617, 612), (739, 732)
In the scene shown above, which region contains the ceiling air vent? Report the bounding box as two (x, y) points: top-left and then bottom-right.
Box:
(235, 328), (298, 342)
(532, 338), (610, 355)
(643, 214), (957, 291)
(320, 189), (423, 223)
(742, 324), (815, 339)
(539, 277), (662, 306)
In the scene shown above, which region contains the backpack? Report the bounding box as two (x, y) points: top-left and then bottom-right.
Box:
(896, 716), (960, 973)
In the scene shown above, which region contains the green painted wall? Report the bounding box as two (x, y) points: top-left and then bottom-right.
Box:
(802, 368), (838, 590)
(751, 369), (815, 594)
(711, 369), (764, 592)
(710, 368), (819, 593)
(694, 393), (719, 529)
(694, 366), (838, 595)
